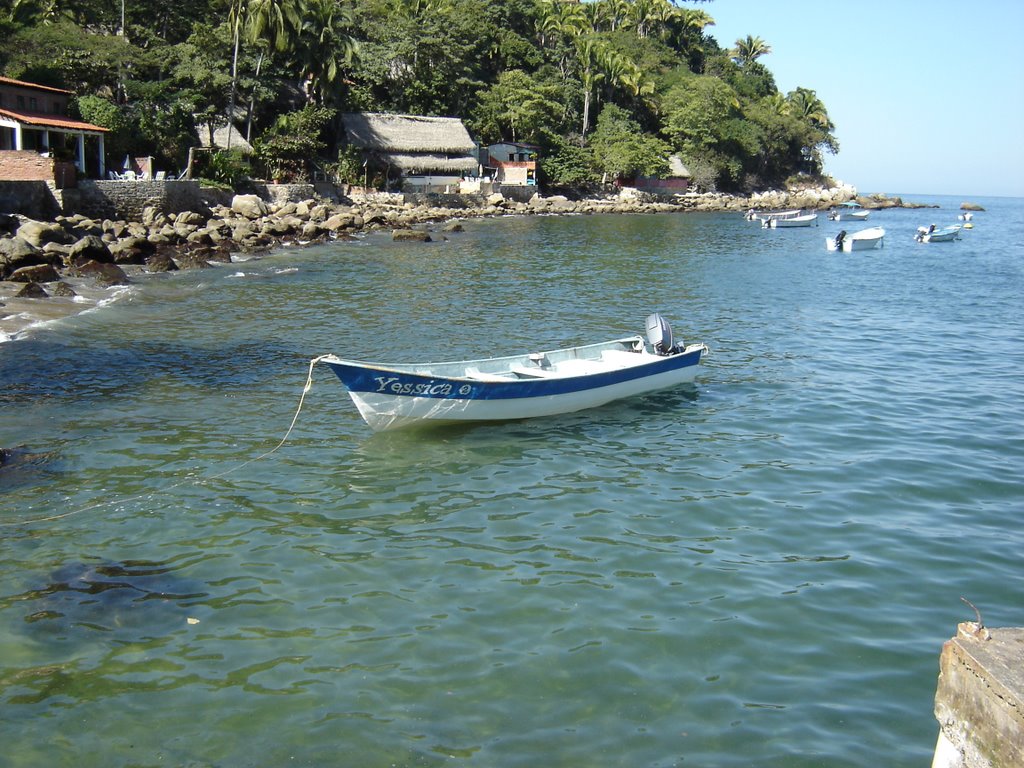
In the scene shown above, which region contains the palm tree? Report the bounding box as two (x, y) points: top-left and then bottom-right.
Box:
(605, 0), (631, 32)
(732, 34), (772, 67)
(227, 0), (307, 148)
(576, 37), (606, 142)
(246, 0), (305, 54)
(580, 0), (608, 33)
(628, 0), (665, 39)
(295, 0), (360, 105)
(787, 87), (833, 132)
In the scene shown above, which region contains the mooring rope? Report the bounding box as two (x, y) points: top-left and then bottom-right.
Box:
(1, 355), (332, 528)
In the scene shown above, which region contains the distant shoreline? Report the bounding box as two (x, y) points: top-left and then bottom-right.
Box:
(0, 186), (947, 343)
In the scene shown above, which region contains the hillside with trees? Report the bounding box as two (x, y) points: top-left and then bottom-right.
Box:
(0, 0), (838, 192)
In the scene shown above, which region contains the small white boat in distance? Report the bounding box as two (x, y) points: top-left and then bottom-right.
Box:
(828, 202), (870, 221)
(826, 226), (886, 252)
(322, 314), (709, 432)
(766, 213), (818, 228)
(746, 208), (802, 222)
(915, 224), (961, 243)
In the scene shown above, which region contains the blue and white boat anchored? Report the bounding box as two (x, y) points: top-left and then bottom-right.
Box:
(828, 201), (870, 221)
(915, 224), (962, 243)
(322, 314), (709, 431)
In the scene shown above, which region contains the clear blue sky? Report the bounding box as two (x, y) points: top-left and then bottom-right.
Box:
(701, 0), (1024, 198)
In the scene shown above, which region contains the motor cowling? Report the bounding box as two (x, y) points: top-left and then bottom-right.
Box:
(646, 313), (681, 355)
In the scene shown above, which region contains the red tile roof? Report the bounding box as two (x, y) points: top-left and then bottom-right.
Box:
(0, 107), (109, 133)
(0, 76), (72, 95)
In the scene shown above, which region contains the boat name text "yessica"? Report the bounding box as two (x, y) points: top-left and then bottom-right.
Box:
(373, 376), (473, 397)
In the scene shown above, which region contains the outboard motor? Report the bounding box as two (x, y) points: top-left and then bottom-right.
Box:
(646, 313), (680, 355)
(834, 230), (846, 249)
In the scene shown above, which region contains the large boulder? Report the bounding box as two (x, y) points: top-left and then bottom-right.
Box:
(144, 253), (178, 273)
(15, 281), (49, 298)
(16, 219), (71, 248)
(323, 212), (355, 231)
(231, 219), (257, 240)
(174, 210), (207, 227)
(392, 229), (432, 242)
(8, 263), (61, 283)
(51, 282), (77, 297)
(68, 235), (113, 266)
(173, 251), (212, 269)
(0, 236), (45, 279)
(69, 260), (130, 286)
(261, 216), (300, 237)
(231, 194), (269, 220)
(108, 236), (155, 265)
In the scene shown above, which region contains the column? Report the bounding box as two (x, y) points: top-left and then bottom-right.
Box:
(97, 133), (105, 178)
(76, 133), (86, 175)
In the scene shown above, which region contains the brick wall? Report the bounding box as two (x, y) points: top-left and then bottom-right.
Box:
(0, 150), (77, 188)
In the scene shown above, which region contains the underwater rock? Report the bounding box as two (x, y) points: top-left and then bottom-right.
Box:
(18, 559), (209, 638)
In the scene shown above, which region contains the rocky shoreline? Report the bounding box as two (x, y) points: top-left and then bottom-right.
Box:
(0, 185), (927, 340)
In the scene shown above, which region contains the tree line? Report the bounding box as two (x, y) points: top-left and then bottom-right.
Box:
(0, 0), (839, 192)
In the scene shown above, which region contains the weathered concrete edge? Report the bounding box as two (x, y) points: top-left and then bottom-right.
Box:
(932, 624), (1024, 768)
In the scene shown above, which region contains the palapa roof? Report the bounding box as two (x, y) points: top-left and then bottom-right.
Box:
(341, 112), (478, 174)
(380, 152), (478, 174)
(342, 112), (476, 153)
(667, 155), (691, 178)
(196, 121), (253, 154)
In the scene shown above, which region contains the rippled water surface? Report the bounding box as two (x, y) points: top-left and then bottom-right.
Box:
(2, 196), (1022, 767)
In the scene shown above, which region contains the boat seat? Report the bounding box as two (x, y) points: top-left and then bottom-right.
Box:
(465, 367), (514, 382)
(512, 359), (611, 379)
(511, 365), (560, 379)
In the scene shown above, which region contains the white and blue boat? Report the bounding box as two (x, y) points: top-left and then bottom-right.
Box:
(826, 226), (886, 252)
(915, 224), (961, 243)
(322, 314), (709, 431)
(828, 201), (870, 221)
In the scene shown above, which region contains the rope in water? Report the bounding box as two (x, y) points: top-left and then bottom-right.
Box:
(1, 354), (332, 528)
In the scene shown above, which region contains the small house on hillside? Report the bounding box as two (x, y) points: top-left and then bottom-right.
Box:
(484, 142), (538, 186)
(629, 154), (691, 195)
(0, 76), (109, 183)
(341, 112), (479, 192)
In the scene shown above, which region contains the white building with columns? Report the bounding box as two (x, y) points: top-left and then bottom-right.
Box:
(0, 76), (108, 179)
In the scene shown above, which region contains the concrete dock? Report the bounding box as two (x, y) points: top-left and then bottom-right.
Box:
(932, 623), (1024, 768)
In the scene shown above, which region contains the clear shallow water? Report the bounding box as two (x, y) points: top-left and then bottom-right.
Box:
(1, 195), (1022, 767)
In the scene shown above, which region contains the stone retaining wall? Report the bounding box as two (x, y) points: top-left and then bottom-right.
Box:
(404, 192), (488, 209)
(0, 181), (61, 219)
(73, 179), (204, 220)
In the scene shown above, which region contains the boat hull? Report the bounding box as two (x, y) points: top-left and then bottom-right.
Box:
(768, 214), (818, 228)
(825, 227), (886, 252)
(916, 225), (961, 243)
(829, 210), (870, 221)
(323, 341), (707, 431)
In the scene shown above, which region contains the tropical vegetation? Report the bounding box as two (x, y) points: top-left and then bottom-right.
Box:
(0, 0), (839, 192)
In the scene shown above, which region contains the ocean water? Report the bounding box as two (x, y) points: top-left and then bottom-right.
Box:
(1, 195), (1022, 767)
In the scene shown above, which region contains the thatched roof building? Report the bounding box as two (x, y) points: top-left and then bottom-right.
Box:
(341, 112), (478, 176)
(196, 120), (253, 154)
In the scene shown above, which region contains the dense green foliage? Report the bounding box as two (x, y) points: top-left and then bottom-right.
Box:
(0, 0), (838, 191)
